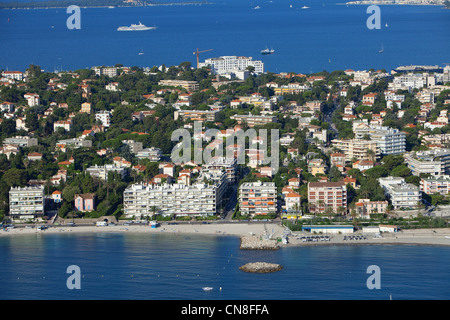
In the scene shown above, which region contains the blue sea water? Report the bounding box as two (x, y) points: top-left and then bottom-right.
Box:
(0, 0), (449, 73)
(0, 232), (449, 300)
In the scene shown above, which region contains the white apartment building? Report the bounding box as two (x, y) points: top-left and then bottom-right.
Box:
(86, 164), (128, 180)
(199, 56), (264, 76)
(239, 181), (277, 216)
(389, 73), (432, 91)
(2, 71), (24, 81)
(24, 93), (40, 107)
(378, 177), (421, 210)
(404, 149), (450, 176)
(95, 111), (112, 127)
(354, 125), (406, 155)
(9, 185), (45, 220)
(135, 147), (162, 161)
(123, 182), (221, 218)
(201, 156), (238, 185)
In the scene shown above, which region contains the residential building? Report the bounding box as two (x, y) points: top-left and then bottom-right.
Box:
(123, 182), (221, 218)
(95, 111), (112, 127)
(201, 156), (238, 185)
(158, 79), (199, 92)
(354, 125), (406, 155)
(174, 110), (218, 122)
(378, 177), (421, 210)
(3, 136), (38, 147)
(74, 193), (96, 212)
(239, 181), (277, 217)
(9, 185), (45, 220)
(199, 56), (264, 77)
(307, 181), (347, 214)
(355, 199), (388, 218)
(54, 120), (72, 132)
(404, 149), (450, 176)
(2, 71), (24, 81)
(80, 102), (92, 114)
(331, 138), (380, 161)
(86, 164), (128, 180)
(420, 175), (450, 195)
(230, 114), (277, 127)
(24, 93), (40, 106)
(135, 147), (162, 161)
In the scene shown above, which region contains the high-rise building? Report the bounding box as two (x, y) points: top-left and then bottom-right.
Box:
(199, 56), (264, 78)
(9, 186), (45, 220)
(238, 181), (277, 216)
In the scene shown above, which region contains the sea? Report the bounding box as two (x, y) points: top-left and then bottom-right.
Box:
(0, 231), (449, 300)
(0, 0), (450, 302)
(0, 0), (449, 73)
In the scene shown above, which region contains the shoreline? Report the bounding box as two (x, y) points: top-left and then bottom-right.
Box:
(2, 222), (450, 247)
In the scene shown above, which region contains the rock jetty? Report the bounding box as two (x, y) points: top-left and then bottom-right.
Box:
(239, 262), (283, 273)
(240, 235), (279, 250)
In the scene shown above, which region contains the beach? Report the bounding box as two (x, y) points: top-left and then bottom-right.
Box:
(2, 222), (450, 247)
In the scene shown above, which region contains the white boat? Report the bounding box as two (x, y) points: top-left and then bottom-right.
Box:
(202, 287), (213, 291)
(117, 22), (157, 31)
(379, 43), (384, 53)
(301, 6), (310, 9)
(253, 5), (261, 9)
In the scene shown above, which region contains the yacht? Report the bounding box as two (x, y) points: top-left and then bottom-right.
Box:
(117, 22), (156, 31)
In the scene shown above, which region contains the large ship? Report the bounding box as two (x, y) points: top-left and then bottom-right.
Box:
(117, 22), (156, 31)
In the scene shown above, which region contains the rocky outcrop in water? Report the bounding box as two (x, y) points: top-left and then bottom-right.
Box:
(239, 262), (283, 273)
(240, 235), (279, 250)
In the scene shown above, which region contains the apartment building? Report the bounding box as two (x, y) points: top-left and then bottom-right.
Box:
(355, 199), (388, 218)
(378, 177), (421, 210)
(174, 110), (218, 122)
(135, 147), (162, 161)
(199, 56), (264, 76)
(201, 156), (238, 185)
(158, 79), (199, 92)
(54, 120), (72, 132)
(3, 136), (38, 147)
(239, 181), (277, 216)
(123, 182), (221, 218)
(24, 93), (40, 107)
(354, 125), (406, 155)
(420, 175), (450, 195)
(2, 71), (24, 81)
(86, 164), (128, 180)
(95, 111), (112, 127)
(9, 185), (45, 220)
(331, 138), (380, 161)
(307, 181), (347, 214)
(230, 114), (277, 127)
(404, 149), (450, 176)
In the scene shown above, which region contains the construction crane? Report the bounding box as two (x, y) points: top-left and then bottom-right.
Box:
(193, 48), (213, 69)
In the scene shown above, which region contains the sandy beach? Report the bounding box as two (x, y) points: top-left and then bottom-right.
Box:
(2, 222), (450, 247)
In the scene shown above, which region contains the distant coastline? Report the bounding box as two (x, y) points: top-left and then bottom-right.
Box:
(0, 0), (212, 10)
(345, 0), (445, 5)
